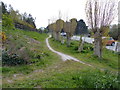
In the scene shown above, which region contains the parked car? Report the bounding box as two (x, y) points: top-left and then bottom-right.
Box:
(88, 33), (91, 37)
(61, 32), (66, 36)
(93, 37), (115, 46)
(102, 37), (115, 46)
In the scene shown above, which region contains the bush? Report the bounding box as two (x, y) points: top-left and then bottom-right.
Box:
(2, 50), (27, 66)
(79, 43), (94, 53)
(73, 46), (78, 50)
(2, 14), (14, 29)
(109, 24), (120, 40)
(0, 32), (7, 42)
(33, 37), (38, 40)
(83, 43), (94, 51)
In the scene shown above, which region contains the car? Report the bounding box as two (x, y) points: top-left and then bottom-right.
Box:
(102, 37), (115, 46)
(88, 34), (91, 37)
(92, 37), (115, 46)
(61, 32), (66, 36)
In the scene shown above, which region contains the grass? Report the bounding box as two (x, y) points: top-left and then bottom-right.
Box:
(2, 29), (119, 88)
(2, 29), (62, 84)
(2, 60), (119, 88)
(49, 38), (118, 72)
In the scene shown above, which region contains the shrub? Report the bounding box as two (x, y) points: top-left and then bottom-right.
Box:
(73, 46), (78, 50)
(2, 14), (14, 29)
(0, 32), (7, 42)
(30, 59), (40, 63)
(81, 50), (88, 53)
(33, 37), (38, 40)
(43, 52), (49, 56)
(78, 43), (94, 53)
(109, 24), (120, 40)
(83, 43), (94, 51)
(34, 52), (49, 59)
(2, 50), (27, 66)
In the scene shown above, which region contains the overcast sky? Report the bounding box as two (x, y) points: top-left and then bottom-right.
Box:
(2, 0), (119, 28)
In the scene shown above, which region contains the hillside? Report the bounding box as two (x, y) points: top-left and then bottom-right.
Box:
(1, 1), (119, 89)
(2, 29), (119, 88)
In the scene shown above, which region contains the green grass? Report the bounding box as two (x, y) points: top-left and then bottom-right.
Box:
(2, 29), (119, 88)
(2, 62), (119, 88)
(2, 29), (62, 83)
(49, 38), (118, 72)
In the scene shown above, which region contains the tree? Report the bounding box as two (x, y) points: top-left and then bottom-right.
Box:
(2, 2), (37, 31)
(75, 19), (88, 35)
(76, 19), (89, 52)
(26, 14), (36, 29)
(85, 0), (117, 58)
(8, 5), (18, 22)
(2, 2), (7, 14)
(55, 19), (64, 41)
(2, 3), (14, 29)
(63, 21), (70, 46)
(64, 18), (77, 47)
(22, 12), (28, 21)
(2, 14), (14, 29)
(109, 24), (120, 40)
(48, 23), (56, 39)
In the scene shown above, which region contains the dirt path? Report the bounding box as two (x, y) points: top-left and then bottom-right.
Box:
(46, 35), (93, 67)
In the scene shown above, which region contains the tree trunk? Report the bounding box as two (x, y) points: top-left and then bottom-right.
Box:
(78, 35), (84, 52)
(51, 31), (54, 38)
(94, 32), (102, 59)
(66, 33), (71, 47)
(115, 42), (120, 52)
(53, 31), (56, 39)
(56, 32), (60, 41)
(53, 32), (57, 40)
(61, 36), (65, 44)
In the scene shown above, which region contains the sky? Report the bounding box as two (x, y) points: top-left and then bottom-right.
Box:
(1, 0), (119, 28)
(118, 1), (120, 24)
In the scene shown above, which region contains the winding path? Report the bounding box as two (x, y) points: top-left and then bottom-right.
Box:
(46, 35), (93, 67)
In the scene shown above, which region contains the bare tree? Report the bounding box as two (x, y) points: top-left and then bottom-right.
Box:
(63, 21), (70, 46)
(55, 19), (64, 41)
(48, 23), (56, 39)
(51, 23), (56, 39)
(64, 18), (77, 47)
(85, 0), (117, 58)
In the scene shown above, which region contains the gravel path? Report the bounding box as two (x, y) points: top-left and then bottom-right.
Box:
(46, 35), (93, 67)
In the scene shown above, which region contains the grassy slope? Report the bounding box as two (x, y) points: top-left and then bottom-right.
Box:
(2, 30), (119, 88)
(2, 29), (61, 87)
